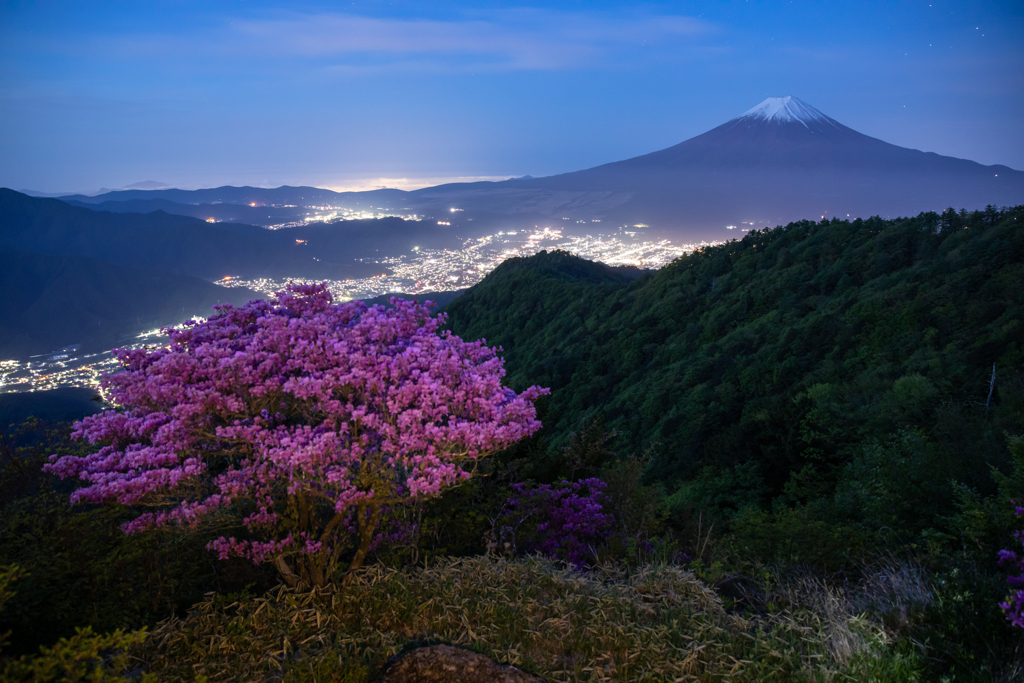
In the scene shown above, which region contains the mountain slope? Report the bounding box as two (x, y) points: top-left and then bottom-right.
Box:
(0, 251), (259, 357)
(445, 206), (1024, 495)
(0, 387), (104, 424)
(0, 189), (418, 280)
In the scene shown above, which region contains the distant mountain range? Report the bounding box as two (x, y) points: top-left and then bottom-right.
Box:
(0, 190), (300, 280)
(61, 197), (315, 226)
(0, 189), (457, 281)
(60, 185), (408, 213)
(0, 189), (459, 358)
(52, 97), (1024, 240)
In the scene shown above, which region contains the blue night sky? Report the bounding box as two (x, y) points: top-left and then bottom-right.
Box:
(2, 0), (1022, 194)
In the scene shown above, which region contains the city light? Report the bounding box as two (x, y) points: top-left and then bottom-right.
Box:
(265, 209), (420, 230)
(2, 229), (713, 394)
(0, 322), (202, 394)
(214, 227), (709, 305)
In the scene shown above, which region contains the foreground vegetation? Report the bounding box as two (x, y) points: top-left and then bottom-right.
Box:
(1, 206), (1022, 680)
(128, 556), (937, 682)
(1, 550), (926, 682)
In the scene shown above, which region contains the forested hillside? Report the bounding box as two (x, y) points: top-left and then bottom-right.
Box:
(440, 206), (1024, 677)
(447, 206), (1023, 502)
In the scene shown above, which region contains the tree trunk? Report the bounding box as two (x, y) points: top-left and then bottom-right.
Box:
(344, 503), (381, 584)
(273, 555), (299, 588)
(986, 363), (996, 414)
(302, 554), (325, 588)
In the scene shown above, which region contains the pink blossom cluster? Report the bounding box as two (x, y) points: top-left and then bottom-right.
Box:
(208, 532), (323, 563)
(45, 283), (547, 570)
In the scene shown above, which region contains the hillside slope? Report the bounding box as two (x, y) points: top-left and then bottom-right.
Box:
(0, 251), (258, 358)
(446, 207), (1024, 498)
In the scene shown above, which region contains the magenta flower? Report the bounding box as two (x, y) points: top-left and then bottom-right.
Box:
(45, 283), (547, 586)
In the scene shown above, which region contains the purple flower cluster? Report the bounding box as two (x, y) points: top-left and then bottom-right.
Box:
(502, 478), (612, 567)
(43, 283), (547, 581)
(998, 501), (1024, 629)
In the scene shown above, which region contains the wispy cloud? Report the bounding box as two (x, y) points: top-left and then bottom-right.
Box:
(69, 9), (715, 73)
(234, 10), (710, 68)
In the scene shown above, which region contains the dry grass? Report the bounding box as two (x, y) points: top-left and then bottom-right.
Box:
(849, 561), (933, 639)
(717, 562), (933, 683)
(755, 572), (882, 681)
(127, 556), (898, 682)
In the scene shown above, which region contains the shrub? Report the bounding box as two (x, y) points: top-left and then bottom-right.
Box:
(44, 284), (547, 587)
(499, 479), (612, 566)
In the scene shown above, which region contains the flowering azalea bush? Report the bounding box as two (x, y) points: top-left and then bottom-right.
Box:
(998, 501), (1024, 628)
(45, 284), (547, 587)
(499, 478), (612, 566)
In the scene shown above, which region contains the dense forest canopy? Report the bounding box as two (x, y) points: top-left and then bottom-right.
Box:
(446, 206), (1023, 510)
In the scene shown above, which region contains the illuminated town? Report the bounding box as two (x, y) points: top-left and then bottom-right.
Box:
(264, 207), (422, 229)
(0, 327), (179, 395)
(1, 227), (712, 394)
(216, 226), (711, 302)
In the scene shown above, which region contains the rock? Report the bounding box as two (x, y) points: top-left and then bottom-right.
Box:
(373, 644), (545, 683)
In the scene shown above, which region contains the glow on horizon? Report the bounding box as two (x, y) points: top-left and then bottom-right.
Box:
(322, 175), (519, 193)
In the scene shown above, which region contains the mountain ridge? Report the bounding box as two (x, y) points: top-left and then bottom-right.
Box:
(0, 189), (443, 281)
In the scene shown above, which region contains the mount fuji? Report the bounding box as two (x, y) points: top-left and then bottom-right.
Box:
(398, 96), (1024, 238)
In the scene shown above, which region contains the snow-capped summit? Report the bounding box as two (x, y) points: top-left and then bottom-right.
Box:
(738, 96), (837, 128)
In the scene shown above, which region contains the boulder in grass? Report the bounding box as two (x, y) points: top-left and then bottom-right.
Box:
(373, 645), (545, 683)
